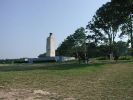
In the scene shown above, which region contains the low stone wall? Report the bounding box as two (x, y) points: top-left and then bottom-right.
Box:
(55, 56), (75, 62)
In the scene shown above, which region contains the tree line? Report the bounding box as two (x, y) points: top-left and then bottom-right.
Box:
(56, 0), (133, 61)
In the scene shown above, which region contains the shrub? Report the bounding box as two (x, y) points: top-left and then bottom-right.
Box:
(33, 60), (56, 63)
(119, 56), (133, 60)
(96, 57), (108, 60)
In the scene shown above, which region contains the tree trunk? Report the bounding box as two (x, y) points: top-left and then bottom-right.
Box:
(130, 14), (133, 56)
(130, 28), (133, 56)
(109, 36), (113, 60)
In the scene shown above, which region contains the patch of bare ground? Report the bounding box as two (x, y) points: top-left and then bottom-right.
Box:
(0, 88), (75, 100)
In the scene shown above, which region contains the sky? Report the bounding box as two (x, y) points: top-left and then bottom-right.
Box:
(0, 0), (110, 59)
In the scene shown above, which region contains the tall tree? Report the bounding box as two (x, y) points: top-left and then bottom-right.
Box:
(56, 27), (86, 58)
(87, 2), (121, 57)
(87, 0), (133, 57)
(111, 0), (133, 56)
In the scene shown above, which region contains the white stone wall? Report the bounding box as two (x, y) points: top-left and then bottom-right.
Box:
(55, 56), (75, 62)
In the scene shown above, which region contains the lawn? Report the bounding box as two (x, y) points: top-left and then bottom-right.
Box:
(0, 61), (133, 100)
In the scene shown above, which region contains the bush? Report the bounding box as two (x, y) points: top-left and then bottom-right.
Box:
(33, 60), (56, 63)
(119, 56), (133, 60)
(96, 57), (108, 60)
(14, 61), (28, 63)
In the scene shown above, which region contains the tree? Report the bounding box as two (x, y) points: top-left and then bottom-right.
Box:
(38, 53), (46, 58)
(56, 27), (86, 58)
(87, 2), (121, 57)
(111, 0), (133, 56)
(87, 0), (133, 57)
(56, 35), (75, 56)
(113, 41), (129, 57)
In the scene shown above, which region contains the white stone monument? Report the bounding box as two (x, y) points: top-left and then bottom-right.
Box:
(46, 33), (55, 57)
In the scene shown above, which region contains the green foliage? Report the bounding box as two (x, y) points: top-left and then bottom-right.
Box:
(33, 60), (56, 63)
(38, 53), (46, 58)
(113, 41), (129, 56)
(96, 57), (108, 60)
(0, 59), (12, 64)
(119, 56), (133, 60)
(110, 0), (133, 56)
(86, 42), (99, 58)
(0, 59), (28, 64)
(87, 0), (133, 56)
(14, 60), (28, 63)
(86, 41), (129, 59)
(97, 45), (110, 57)
(87, 2), (120, 54)
(56, 27), (86, 57)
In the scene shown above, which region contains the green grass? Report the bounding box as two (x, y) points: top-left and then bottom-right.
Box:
(0, 61), (133, 100)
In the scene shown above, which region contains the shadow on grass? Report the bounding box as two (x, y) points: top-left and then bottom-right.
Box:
(0, 60), (132, 72)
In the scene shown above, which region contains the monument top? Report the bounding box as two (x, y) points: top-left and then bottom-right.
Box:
(49, 33), (53, 36)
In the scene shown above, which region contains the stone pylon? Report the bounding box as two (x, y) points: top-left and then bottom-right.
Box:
(46, 33), (55, 57)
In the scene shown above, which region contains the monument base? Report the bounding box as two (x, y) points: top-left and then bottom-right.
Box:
(28, 57), (56, 63)
(28, 56), (75, 63)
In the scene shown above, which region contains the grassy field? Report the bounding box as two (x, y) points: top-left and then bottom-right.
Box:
(0, 61), (133, 100)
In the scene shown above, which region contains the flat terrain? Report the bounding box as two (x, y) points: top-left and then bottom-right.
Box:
(0, 61), (133, 100)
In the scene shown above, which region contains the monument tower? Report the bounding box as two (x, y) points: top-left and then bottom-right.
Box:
(46, 33), (55, 57)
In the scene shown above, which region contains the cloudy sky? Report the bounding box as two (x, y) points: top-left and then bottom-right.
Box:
(0, 0), (110, 59)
